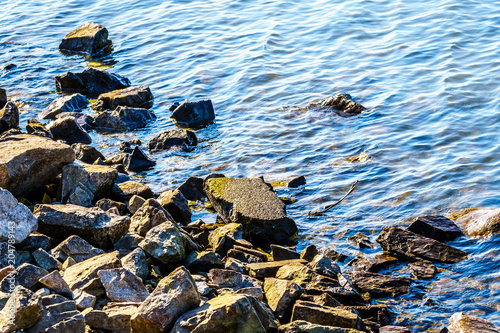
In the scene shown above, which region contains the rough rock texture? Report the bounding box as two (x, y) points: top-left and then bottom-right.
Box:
(39, 271), (72, 297)
(0, 263), (49, 292)
(48, 116), (92, 144)
(92, 86), (154, 111)
(0, 102), (19, 134)
(35, 204), (130, 249)
(121, 247), (149, 281)
(448, 312), (500, 333)
(208, 222), (244, 255)
(98, 268), (149, 302)
(50, 235), (104, 263)
(0, 286), (42, 333)
(129, 199), (173, 236)
(183, 251), (224, 273)
(112, 180), (154, 201)
(0, 188), (37, 243)
(96, 198), (128, 215)
(247, 259), (308, 278)
(147, 128), (197, 152)
(55, 68), (131, 96)
(376, 226), (468, 263)
(32, 248), (61, 271)
(131, 266), (201, 333)
(350, 272), (411, 298)
(0, 134), (75, 196)
(26, 118), (53, 138)
(309, 254), (341, 278)
(279, 321), (364, 333)
(407, 215), (463, 242)
(264, 278), (302, 318)
(348, 254), (399, 273)
(204, 176), (298, 243)
(124, 146), (156, 172)
(59, 22), (112, 56)
(72, 143), (105, 164)
(291, 301), (364, 331)
(321, 93), (365, 116)
(408, 261), (437, 280)
(158, 189), (192, 225)
(177, 176), (205, 201)
(39, 93), (89, 119)
(84, 302), (139, 333)
(171, 99), (215, 128)
(139, 221), (186, 264)
(172, 294), (279, 333)
(455, 207), (500, 237)
(271, 244), (301, 261)
(91, 106), (156, 132)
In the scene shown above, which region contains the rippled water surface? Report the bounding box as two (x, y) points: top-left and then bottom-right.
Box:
(2, 0), (500, 330)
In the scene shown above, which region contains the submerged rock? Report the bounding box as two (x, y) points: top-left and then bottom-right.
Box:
(55, 67), (131, 96)
(92, 86), (154, 111)
(448, 312), (500, 333)
(59, 22), (112, 56)
(0, 102), (19, 134)
(455, 207), (500, 237)
(407, 215), (463, 242)
(39, 93), (89, 120)
(91, 105), (156, 132)
(350, 271), (411, 298)
(171, 99), (215, 128)
(48, 116), (92, 144)
(321, 93), (365, 116)
(147, 128), (197, 153)
(0, 188), (37, 243)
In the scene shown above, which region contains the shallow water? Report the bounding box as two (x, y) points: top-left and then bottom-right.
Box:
(2, 0), (500, 330)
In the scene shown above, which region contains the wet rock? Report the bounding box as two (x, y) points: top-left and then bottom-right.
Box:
(0, 188), (37, 243)
(35, 204), (130, 249)
(247, 259), (308, 278)
(91, 105), (156, 132)
(407, 215), (464, 242)
(177, 176), (206, 201)
(39, 93), (89, 119)
(93, 85), (154, 111)
(300, 244), (319, 262)
(131, 266), (200, 333)
(234, 245), (268, 261)
(287, 175), (306, 188)
(0, 88), (6, 108)
(55, 67), (130, 96)
(376, 226), (468, 263)
(0, 286), (42, 332)
(129, 198), (173, 236)
(112, 180), (154, 201)
(74, 290), (96, 309)
(348, 254), (399, 273)
(278, 321), (364, 333)
(272, 244), (301, 261)
(39, 270), (72, 298)
(350, 272), (410, 298)
(98, 268), (149, 302)
(56, 111), (94, 129)
(72, 143), (105, 164)
(184, 251), (224, 273)
(347, 232), (374, 249)
(408, 261), (437, 279)
(124, 146), (155, 172)
(139, 221), (186, 264)
(309, 254), (341, 278)
(204, 176), (298, 243)
(171, 99), (215, 128)
(26, 118), (53, 138)
(0, 263), (48, 292)
(379, 326), (412, 333)
(59, 22), (112, 56)
(48, 116), (92, 144)
(50, 235), (104, 263)
(208, 222), (244, 255)
(121, 247), (148, 281)
(321, 93), (365, 116)
(32, 248), (61, 271)
(0, 102), (19, 134)
(96, 198), (128, 215)
(291, 300), (365, 330)
(147, 128), (197, 152)
(84, 302), (139, 333)
(158, 189), (191, 225)
(447, 312), (500, 332)
(455, 207), (500, 237)
(264, 277), (302, 319)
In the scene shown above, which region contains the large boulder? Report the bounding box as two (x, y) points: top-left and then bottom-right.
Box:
(448, 312), (500, 333)
(92, 86), (154, 111)
(91, 106), (156, 132)
(0, 102), (19, 134)
(131, 266), (201, 333)
(55, 68), (131, 96)
(39, 93), (89, 119)
(59, 23), (112, 56)
(0, 188), (37, 243)
(147, 128), (197, 152)
(34, 204), (130, 249)
(48, 116), (92, 144)
(454, 207), (500, 237)
(0, 134), (75, 196)
(171, 99), (215, 128)
(204, 176), (298, 243)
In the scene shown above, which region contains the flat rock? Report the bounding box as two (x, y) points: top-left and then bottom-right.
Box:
(0, 134), (75, 196)
(0, 263), (48, 292)
(84, 302), (140, 333)
(32, 248), (61, 271)
(0, 102), (19, 134)
(128, 194), (146, 214)
(98, 268), (149, 302)
(55, 68), (130, 96)
(74, 290), (96, 310)
(376, 226), (468, 263)
(208, 222), (243, 255)
(114, 232), (144, 251)
(121, 247), (148, 281)
(0, 286), (42, 332)
(92, 85), (154, 111)
(455, 207), (500, 237)
(139, 221), (186, 264)
(448, 312), (500, 333)
(247, 259), (308, 278)
(59, 22), (112, 56)
(271, 244), (301, 261)
(171, 99), (215, 128)
(291, 301), (365, 330)
(50, 235), (104, 263)
(129, 198), (173, 236)
(407, 215), (463, 242)
(158, 189), (191, 225)
(348, 254), (399, 273)
(208, 268), (260, 290)
(0, 188), (37, 243)
(264, 278), (302, 319)
(72, 143), (105, 164)
(147, 128), (197, 152)
(112, 180), (154, 201)
(321, 93), (365, 116)
(350, 271), (411, 298)
(39, 93), (89, 119)
(279, 321), (364, 333)
(91, 105), (156, 132)
(204, 176), (298, 243)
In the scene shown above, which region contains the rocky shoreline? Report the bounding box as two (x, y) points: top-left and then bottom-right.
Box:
(0, 23), (499, 333)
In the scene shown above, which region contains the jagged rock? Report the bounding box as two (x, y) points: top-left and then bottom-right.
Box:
(172, 294), (278, 333)
(72, 143), (105, 164)
(0, 263), (48, 292)
(131, 266), (200, 333)
(0, 188), (37, 243)
(123, 146), (155, 172)
(0, 88), (6, 108)
(379, 326), (412, 332)
(177, 176), (205, 201)
(309, 254), (341, 278)
(348, 254), (399, 273)
(204, 176), (298, 243)
(171, 99), (215, 128)
(0, 102), (19, 134)
(0, 242), (20, 270)
(126, 195), (144, 216)
(48, 116), (92, 144)
(96, 198), (128, 215)
(0, 286), (42, 332)
(247, 259), (308, 278)
(112, 180), (154, 200)
(26, 118), (53, 138)
(376, 226), (468, 263)
(39, 93), (89, 119)
(59, 22), (112, 56)
(84, 302), (139, 333)
(208, 222), (243, 255)
(55, 68), (130, 96)
(321, 93), (365, 116)
(447, 312), (500, 333)
(114, 232), (144, 251)
(35, 204), (130, 249)
(50, 235), (104, 263)
(292, 301), (365, 330)
(32, 248), (61, 271)
(17, 232), (55, 252)
(272, 244), (301, 261)
(350, 272), (410, 298)
(147, 128), (197, 152)
(407, 215), (463, 242)
(279, 321), (364, 333)
(121, 247), (148, 281)
(92, 86), (154, 111)
(408, 261), (437, 279)
(455, 207), (500, 237)
(158, 189), (191, 225)
(129, 198), (173, 236)
(74, 290), (96, 309)
(139, 221), (186, 264)
(225, 257), (248, 274)
(287, 175), (306, 188)
(91, 105), (156, 132)
(183, 251), (224, 273)
(56, 111), (93, 130)
(39, 271), (72, 298)
(208, 269), (261, 290)
(264, 278), (302, 319)
(301, 245), (319, 262)
(0, 134), (74, 196)
(299, 293), (341, 308)
(98, 268), (149, 302)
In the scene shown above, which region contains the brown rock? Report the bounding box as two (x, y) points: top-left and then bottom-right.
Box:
(291, 300), (365, 330)
(93, 86), (154, 111)
(113, 180), (154, 200)
(59, 22), (112, 56)
(147, 128), (197, 153)
(278, 320), (363, 333)
(208, 222), (243, 255)
(50, 235), (104, 263)
(408, 261), (437, 279)
(247, 259), (308, 278)
(448, 312), (500, 333)
(84, 302), (139, 333)
(264, 278), (302, 318)
(350, 271), (410, 298)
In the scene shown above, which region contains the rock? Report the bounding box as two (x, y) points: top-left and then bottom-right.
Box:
(264, 278), (302, 318)
(287, 175), (306, 188)
(112, 180), (154, 201)
(72, 143), (105, 164)
(408, 261), (437, 279)
(131, 266), (200, 333)
(59, 22), (112, 56)
(183, 251), (224, 273)
(171, 294), (278, 333)
(32, 248), (61, 271)
(17, 232), (55, 252)
(208, 223), (244, 255)
(39, 271), (72, 298)
(247, 259), (308, 278)
(62, 251), (121, 296)
(129, 198), (173, 236)
(350, 272), (410, 298)
(50, 235), (104, 263)
(291, 301), (365, 331)
(35, 204), (130, 249)
(121, 247), (148, 281)
(139, 221), (186, 264)
(177, 176), (205, 201)
(114, 232), (144, 251)
(0, 188), (37, 243)
(61, 162), (118, 206)
(147, 128), (197, 152)
(448, 312), (500, 333)
(26, 118), (53, 138)
(93, 86), (154, 111)
(376, 226), (468, 263)
(39, 93), (89, 119)
(91, 105), (156, 132)
(228, 248), (264, 263)
(124, 146), (156, 172)
(348, 254), (399, 273)
(171, 99), (215, 128)
(208, 268), (260, 290)
(300, 244), (319, 262)
(84, 302), (139, 333)
(56, 68), (131, 96)
(407, 215), (464, 242)
(455, 207), (500, 237)
(74, 290), (96, 310)
(0, 286), (42, 332)
(96, 198), (128, 215)
(0, 134), (74, 196)
(272, 244), (301, 261)
(0, 102), (19, 134)
(158, 189), (191, 225)
(322, 246), (349, 263)
(279, 321), (364, 333)
(321, 93), (365, 116)
(61, 257), (77, 271)
(0, 263), (48, 292)
(299, 293), (341, 308)
(48, 116), (92, 144)
(233, 245), (268, 261)
(0, 88), (6, 108)
(225, 257), (248, 274)
(98, 268), (149, 302)
(128, 194), (146, 215)
(347, 232), (374, 249)
(379, 326), (412, 333)
(309, 254), (341, 278)
(204, 176), (298, 243)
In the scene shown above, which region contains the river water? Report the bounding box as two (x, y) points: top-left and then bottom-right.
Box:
(2, 0), (500, 330)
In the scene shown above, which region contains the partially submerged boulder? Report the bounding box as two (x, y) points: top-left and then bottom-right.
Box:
(39, 93), (89, 120)
(0, 102), (19, 134)
(455, 207), (500, 237)
(92, 86), (154, 111)
(0, 188), (37, 243)
(91, 106), (156, 132)
(350, 272), (411, 298)
(171, 99), (215, 128)
(407, 215), (463, 242)
(59, 22), (112, 56)
(55, 67), (131, 96)
(48, 116), (92, 144)
(123, 146), (156, 172)
(147, 128), (197, 153)
(321, 93), (365, 116)
(448, 312), (500, 333)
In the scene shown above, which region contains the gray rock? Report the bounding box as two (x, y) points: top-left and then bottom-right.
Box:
(91, 105), (156, 132)
(74, 290), (96, 310)
(84, 302), (139, 333)
(131, 266), (200, 333)
(48, 116), (92, 144)
(204, 176), (298, 243)
(177, 176), (205, 201)
(50, 235), (104, 263)
(208, 268), (262, 290)
(183, 251), (224, 273)
(121, 247), (148, 281)
(208, 222), (243, 255)
(147, 128), (197, 153)
(98, 268), (149, 302)
(158, 189), (191, 225)
(32, 248), (61, 271)
(92, 86), (154, 111)
(171, 99), (215, 128)
(0, 263), (48, 293)
(309, 254), (341, 278)
(39, 93), (89, 120)
(455, 207), (500, 237)
(291, 301), (365, 331)
(129, 198), (173, 236)
(128, 194), (146, 215)
(279, 321), (364, 333)
(96, 198), (128, 215)
(35, 204), (130, 249)
(448, 312), (500, 333)
(225, 257), (248, 274)
(112, 180), (154, 201)
(55, 68), (131, 96)
(0, 188), (37, 243)
(72, 143), (105, 164)
(59, 22), (112, 56)
(350, 271), (411, 298)
(38, 271), (72, 298)
(124, 146), (156, 172)
(0, 286), (42, 332)
(114, 232), (144, 251)
(407, 215), (463, 242)
(264, 277), (302, 319)
(0, 102), (19, 134)
(0, 134), (75, 197)
(139, 221), (186, 264)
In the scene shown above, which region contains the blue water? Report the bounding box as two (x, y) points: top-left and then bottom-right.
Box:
(2, 0), (500, 330)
